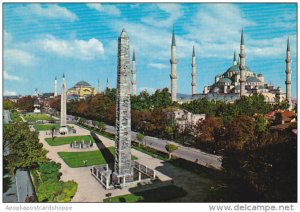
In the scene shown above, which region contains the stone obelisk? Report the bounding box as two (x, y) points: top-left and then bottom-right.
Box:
(112, 29), (133, 185)
(54, 76), (57, 97)
(59, 74), (68, 134)
(131, 48), (137, 96)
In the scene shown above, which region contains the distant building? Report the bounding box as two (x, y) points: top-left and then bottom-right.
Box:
(67, 81), (97, 100)
(166, 108), (205, 132)
(33, 99), (41, 113)
(265, 110), (296, 124)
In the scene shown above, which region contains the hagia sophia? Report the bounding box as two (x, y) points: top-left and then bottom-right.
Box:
(51, 29), (292, 110)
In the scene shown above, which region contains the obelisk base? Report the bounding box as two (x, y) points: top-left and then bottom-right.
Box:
(112, 171), (134, 187)
(59, 126), (68, 135)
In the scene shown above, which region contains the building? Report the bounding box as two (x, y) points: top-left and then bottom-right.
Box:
(67, 81), (97, 100)
(177, 31), (288, 105)
(166, 108), (206, 132)
(33, 99), (41, 113)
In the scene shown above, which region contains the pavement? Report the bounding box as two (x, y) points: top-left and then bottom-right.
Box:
(37, 123), (218, 202)
(88, 123), (222, 169)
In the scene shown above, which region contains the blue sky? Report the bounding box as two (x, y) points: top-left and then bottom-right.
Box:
(3, 3), (297, 97)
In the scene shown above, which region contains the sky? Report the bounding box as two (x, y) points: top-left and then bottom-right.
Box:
(3, 3), (298, 97)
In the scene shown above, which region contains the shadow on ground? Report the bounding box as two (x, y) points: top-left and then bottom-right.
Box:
(90, 132), (115, 164)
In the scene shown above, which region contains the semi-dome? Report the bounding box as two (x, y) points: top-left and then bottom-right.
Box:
(75, 81), (91, 87)
(219, 78), (232, 84)
(225, 64), (252, 73)
(246, 76), (261, 83)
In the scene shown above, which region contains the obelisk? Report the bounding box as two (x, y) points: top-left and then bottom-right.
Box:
(54, 76), (57, 97)
(59, 74), (68, 134)
(112, 29), (133, 185)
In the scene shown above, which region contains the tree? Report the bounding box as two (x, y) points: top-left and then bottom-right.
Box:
(165, 143), (178, 159)
(255, 114), (267, 133)
(193, 117), (222, 143)
(4, 123), (48, 170)
(222, 116), (256, 151)
(274, 112), (283, 125)
(136, 133), (145, 146)
(16, 96), (35, 112)
(97, 121), (106, 132)
(4, 99), (15, 110)
(92, 121), (98, 129)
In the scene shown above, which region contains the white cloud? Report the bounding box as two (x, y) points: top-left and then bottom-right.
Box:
(148, 63), (168, 69)
(142, 4), (183, 27)
(4, 90), (17, 96)
(4, 71), (21, 81)
(14, 4), (78, 21)
(4, 49), (36, 66)
(87, 3), (120, 16)
(4, 31), (12, 46)
(34, 35), (104, 60)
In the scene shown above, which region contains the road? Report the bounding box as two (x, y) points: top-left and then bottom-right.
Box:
(81, 120), (222, 170)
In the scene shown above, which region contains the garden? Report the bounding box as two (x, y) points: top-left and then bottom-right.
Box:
(45, 135), (94, 146)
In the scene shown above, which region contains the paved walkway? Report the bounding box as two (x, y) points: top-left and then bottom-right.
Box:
(38, 124), (216, 202)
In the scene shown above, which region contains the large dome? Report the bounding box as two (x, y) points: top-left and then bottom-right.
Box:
(225, 64), (252, 73)
(75, 81), (91, 87)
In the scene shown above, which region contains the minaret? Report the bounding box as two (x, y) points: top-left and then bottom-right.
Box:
(239, 30), (246, 97)
(106, 78), (109, 91)
(34, 88), (38, 97)
(59, 74), (68, 134)
(97, 79), (100, 93)
(285, 37), (292, 110)
(54, 76), (57, 97)
(131, 48), (137, 96)
(170, 25), (177, 102)
(191, 45), (196, 96)
(233, 51), (237, 65)
(112, 29), (133, 184)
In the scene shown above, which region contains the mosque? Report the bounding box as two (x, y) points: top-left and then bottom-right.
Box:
(66, 81), (97, 100)
(170, 30), (292, 108)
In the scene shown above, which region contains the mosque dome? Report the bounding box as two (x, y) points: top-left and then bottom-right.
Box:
(75, 81), (91, 87)
(246, 76), (261, 83)
(219, 78), (232, 84)
(257, 73), (263, 77)
(225, 64), (252, 74)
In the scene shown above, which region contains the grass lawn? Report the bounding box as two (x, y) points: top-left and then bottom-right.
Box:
(58, 148), (137, 168)
(24, 113), (54, 121)
(45, 135), (94, 146)
(33, 124), (60, 131)
(103, 185), (187, 202)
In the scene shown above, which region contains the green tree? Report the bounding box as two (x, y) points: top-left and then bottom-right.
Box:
(136, 133), (145, 146)
(97, 121), (106, 132)
(4, 123), (47, 170)
(4, 99), (15, 110)
(255, 114), (267, 133)
(165, 143), (178, 159)
(274, 112), (283, 125)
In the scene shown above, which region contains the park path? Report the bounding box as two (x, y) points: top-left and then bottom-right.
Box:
(38, 124), (171, 202)
(38, 124), (215, 202)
